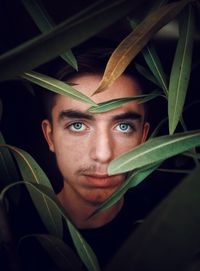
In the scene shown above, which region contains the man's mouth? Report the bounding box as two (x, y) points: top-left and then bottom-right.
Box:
(82, 174), (123, 188)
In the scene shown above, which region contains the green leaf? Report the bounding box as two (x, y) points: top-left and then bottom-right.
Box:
(0, 0), (145, 81)
(92, 162), (160, 216)
(108, 129), (200, 175)
(0, 144), (63, 238)
(141, 43), (168, 96)
(21, 0), (78, 70)
(0, 181), (100, 271)
(88, 91), (161, 113)
(21, 71), (96, 106)
(106, 166), (200, 271)
(135, 63), (161, 87)
(94, 0), (192, 94)
(67, 221), (101, 271)
(168, 5), (195, 135)
(129, 18), (168, 95)
(20, 234), (83, 271)
(0, 134), (21, 202)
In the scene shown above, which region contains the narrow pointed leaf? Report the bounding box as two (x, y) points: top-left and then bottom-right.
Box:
(0, 181), (100, 271)
(168, 5), (195, 135)
(142, 43), (168, 96)
(0, 144), (63, 238)
(108, 129), (200, 175)
(0, 134), (21, 204)
(94, 0), (192, 94)
(22, 0), (78, 70)
(129, 18), (168, 95)
(67, 221), (101, 271)
(20, 234), (83, 271)
(92, 162), (160, 216)
(21, 71), (96, 106)
(106, 166), (200, 271)
(135, 63), (161, 86)
(0, 0), (145, 81)
(88, 91), (160, 113)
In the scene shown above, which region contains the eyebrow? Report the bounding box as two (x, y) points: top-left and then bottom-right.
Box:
(58, 110), (94, 121)
(112, 111), (142, 122)
(59, 110), (142, 122)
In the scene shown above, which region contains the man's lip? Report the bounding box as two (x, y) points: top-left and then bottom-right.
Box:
(85, 174), (110, 178)
(82, 174), (122, 188)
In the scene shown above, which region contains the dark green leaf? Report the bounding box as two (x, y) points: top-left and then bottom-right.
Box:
(88, 91), (160, 113)
(21, 71), (96, 106)
(20, 234), (83, 271)
(108, 129), (200, 175)
(106, 166), (200, 271)
(141, 43), (168, 96)
(0, 0), (144, 81)
(0, 134), (21, 202)
(135, 63), (161, 86)
(168, 5), (195, 135)
(67, 221), (101, 271)
(0, 144), (63, 238)
(22, 0), (78, 70)
(0, 181), (100, 271)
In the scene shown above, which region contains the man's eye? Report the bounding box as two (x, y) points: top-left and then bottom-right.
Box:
(68, 122), (86, 132)
(116, 123), (134, 133)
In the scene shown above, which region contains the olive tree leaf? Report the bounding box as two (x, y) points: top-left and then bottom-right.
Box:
(0, 0), (145, 81)
(88, 90), (161, 113)
(93, 0), (192, 95)
(0, 181), (100, 271)
(20, 234), (84, 271)
(108, 129), (200, 175)
(21, 0), (78, 70)
(0, 144), (63, 239)
(21, 71), (96, 106)
(168, 5), (195, 135)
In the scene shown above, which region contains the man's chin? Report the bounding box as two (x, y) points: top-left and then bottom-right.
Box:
(81, 187), (119, 206)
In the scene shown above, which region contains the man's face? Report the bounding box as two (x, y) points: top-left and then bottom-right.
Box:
(42, 74), (149, 206)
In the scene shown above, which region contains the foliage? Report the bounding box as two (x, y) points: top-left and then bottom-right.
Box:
(0, 0), (200, 270)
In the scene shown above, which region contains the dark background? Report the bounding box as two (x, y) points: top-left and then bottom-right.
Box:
(0, 0), (200, 201)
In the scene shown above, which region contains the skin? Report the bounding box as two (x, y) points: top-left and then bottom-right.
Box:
(42, 74), (150, 229)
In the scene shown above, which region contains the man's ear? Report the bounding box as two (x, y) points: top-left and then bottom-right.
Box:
(41, 120), (55, 152)
(141, 122), (150, 143)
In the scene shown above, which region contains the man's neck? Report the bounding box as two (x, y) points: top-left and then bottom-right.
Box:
(57, 183), (124, 229)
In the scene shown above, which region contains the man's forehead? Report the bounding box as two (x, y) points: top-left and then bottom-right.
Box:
(64, 73), (142, 103)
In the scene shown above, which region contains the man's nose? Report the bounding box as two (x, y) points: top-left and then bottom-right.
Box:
(90, 130), (114, 164)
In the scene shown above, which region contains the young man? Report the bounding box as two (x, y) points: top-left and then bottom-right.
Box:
(41, 48), (151, 268)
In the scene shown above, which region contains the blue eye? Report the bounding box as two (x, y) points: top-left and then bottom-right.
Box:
(116, 123), (134, 133)
(69, 122), (85, 131)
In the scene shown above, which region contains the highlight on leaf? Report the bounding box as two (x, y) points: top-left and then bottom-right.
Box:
(108, 129), (200, 175)
(0, 144), (63, 238)
(88, 90), (161, 113)
(21, 71), (97, 106)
